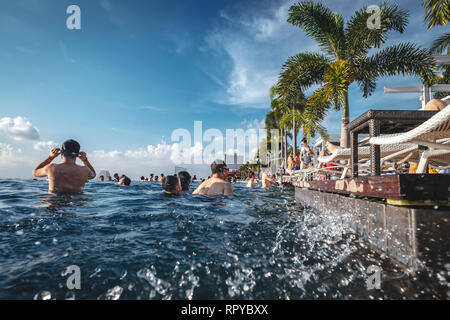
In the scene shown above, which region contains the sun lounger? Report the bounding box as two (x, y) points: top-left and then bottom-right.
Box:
(317, 144), (415, 164)
(369, 106), (450, 149)
(369, 107), (450, 173)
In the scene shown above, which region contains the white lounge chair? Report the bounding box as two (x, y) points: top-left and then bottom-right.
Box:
(369, 107), (450, 173)
(317, 144), (415, 164)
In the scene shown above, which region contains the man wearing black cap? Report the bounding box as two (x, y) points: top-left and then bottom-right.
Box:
(32, 139), (96, 193)
(193, 160), (233, 196)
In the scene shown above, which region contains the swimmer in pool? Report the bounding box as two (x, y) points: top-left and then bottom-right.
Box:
(118, 175), (131, 186)
(246, 171), (258, 188)
(261, 168), (276, 189)
(193, 160), (233, 196)
(178, 171), (192, 193)
(162, 175), (182, 196)
(32, 139), (96, 193)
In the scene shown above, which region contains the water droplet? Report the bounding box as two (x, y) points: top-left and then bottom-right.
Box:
(105, 286), (123, 300)
(34, 291), (51, 300)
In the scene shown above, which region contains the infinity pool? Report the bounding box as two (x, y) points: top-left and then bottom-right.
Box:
(0, 179), (447, 299)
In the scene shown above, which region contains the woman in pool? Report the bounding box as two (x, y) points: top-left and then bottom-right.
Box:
(246, 171), (258, 188)
(162, 175), (182, 196)
(178, 171), (192, 193)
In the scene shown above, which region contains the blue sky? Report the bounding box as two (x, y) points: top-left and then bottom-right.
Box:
(0, 0), (447, 179)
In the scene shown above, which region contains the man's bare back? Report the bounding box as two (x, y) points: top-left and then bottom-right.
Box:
(193, 177), (233, 196)
(33, 142), (96, 193)
(46, 163), (91, 193)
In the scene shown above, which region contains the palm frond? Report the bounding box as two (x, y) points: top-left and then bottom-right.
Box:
(345, 2), (409, 60)
(278, 52), (330, 95)
(368, 43), (437, 86)
(288, 1), (345, 59)
(423, 0), (450, 29)
(323, 60), (355, 111)
(431, 32), (450, 54)
(302, 88), (330, 138)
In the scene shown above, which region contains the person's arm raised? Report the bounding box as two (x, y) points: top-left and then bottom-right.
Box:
(78, 152), (96, 179)
(33, 148), (60, 177)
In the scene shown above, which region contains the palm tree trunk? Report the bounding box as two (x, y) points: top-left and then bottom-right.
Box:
(292, 105), (297, 155)
(340, 90), (350, 148)
(283, 128), (288, 167)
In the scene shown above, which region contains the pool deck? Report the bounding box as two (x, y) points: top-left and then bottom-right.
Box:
(285, 174), (450, 271)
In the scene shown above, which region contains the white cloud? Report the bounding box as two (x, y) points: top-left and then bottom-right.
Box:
(33, 140), (58, 151)
(88, 142), (205, 179)
(0, 143), (15, 159)
(204, 0), (313, 109)
(240, 118), (265, 130)
(0, 116), (40, 141)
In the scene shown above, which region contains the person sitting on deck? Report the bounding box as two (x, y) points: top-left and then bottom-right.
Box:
(193, 160), (233, 196)
(287, 153), (294, 171)
(162, 175), (182, 196)
(32, 139), (96, 193)
(293, 154), (301, 170)
(300, 138), (314, 170)
(325, 140), (345, 154)
(178, 171), (192, 193)
(424, 98), (449, 111)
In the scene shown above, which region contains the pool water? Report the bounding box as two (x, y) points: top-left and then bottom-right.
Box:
(0, 179), (448, 300)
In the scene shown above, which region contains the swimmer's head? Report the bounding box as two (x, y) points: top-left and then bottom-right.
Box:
(61, 139), (80, 158)
(99, 175), (104, 181)
(178, 171), (191, 191)
(162, 175), (181, 194)
(211, 160), (228, 177)
(119, 176), (131, 186)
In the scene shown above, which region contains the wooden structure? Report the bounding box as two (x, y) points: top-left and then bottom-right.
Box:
(292, 174), (450, 203)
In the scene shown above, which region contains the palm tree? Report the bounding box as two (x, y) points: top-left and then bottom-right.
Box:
(269, 86), (291, 164)
(283, 1), (436, 147)
(272, 84), (307, 155)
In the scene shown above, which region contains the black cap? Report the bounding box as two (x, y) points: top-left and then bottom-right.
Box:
(61, 139), (80, 158)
